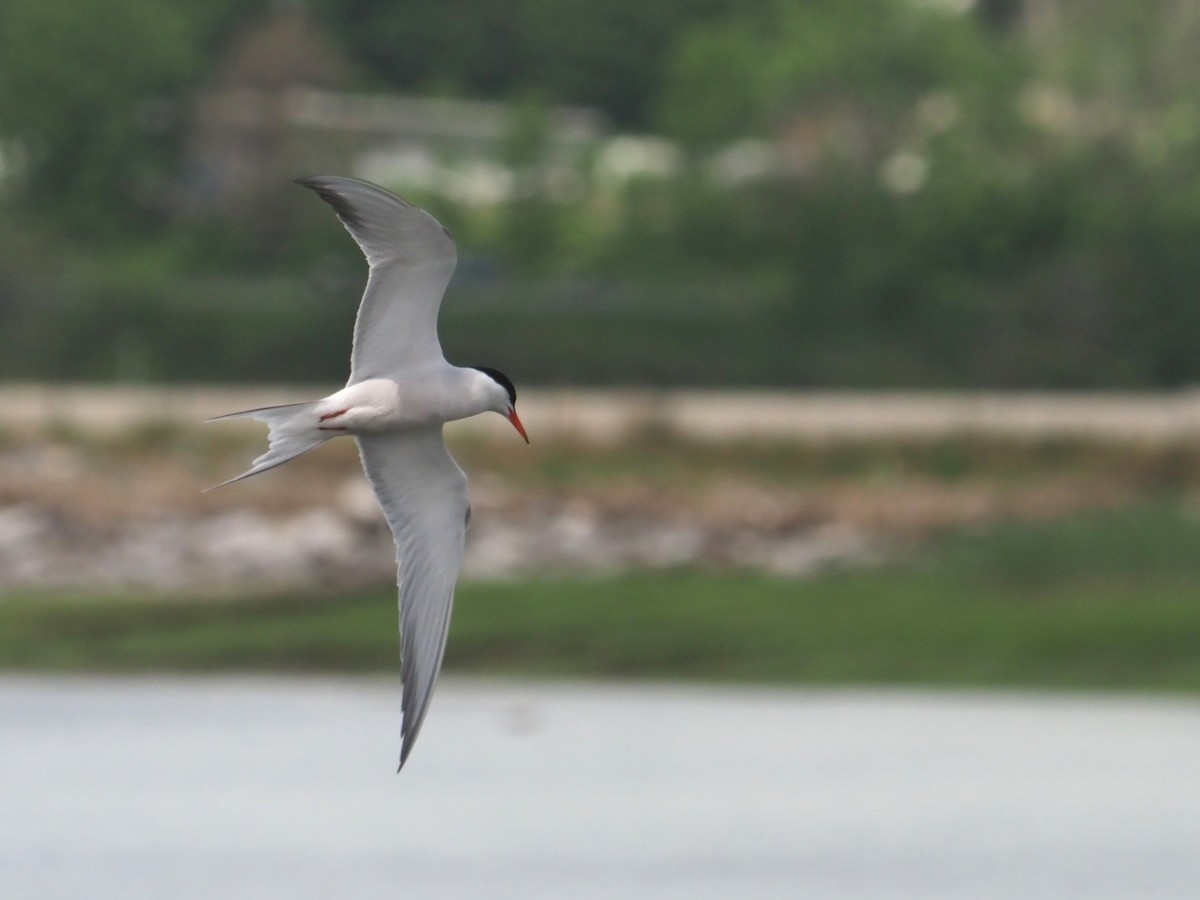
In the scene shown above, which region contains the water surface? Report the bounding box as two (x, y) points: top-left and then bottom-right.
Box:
(3, 677), (1198, 899)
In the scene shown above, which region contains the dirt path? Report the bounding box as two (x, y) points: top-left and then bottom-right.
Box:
(1, 385), (1191, 592)
(6, 384), (1200, 442)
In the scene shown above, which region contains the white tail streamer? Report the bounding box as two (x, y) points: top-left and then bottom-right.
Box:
(206, 401), (327, 489)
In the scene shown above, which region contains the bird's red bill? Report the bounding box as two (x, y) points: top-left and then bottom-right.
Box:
(506, 408), (529, 443)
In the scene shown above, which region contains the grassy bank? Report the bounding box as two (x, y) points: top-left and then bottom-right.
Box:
(2, 502), (1199, 691)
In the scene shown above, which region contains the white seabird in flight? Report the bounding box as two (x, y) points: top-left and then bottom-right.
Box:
(212, 176), (528, 770)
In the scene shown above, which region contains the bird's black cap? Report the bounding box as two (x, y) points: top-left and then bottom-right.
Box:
(473, 367), (517, 406)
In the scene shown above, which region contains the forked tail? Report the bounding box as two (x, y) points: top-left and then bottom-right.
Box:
(207, 401), (328, 489)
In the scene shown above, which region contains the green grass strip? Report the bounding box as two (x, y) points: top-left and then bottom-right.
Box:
(2, 502), (1199, 690)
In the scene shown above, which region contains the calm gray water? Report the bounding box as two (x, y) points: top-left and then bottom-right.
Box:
(2, 676), (1198, 900)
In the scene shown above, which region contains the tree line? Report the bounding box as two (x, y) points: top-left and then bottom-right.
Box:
(2, 0), (1200, 388)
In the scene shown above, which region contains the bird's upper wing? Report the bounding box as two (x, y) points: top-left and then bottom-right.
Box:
(355, 427), (470, 770)
(297, 175), (457, 380)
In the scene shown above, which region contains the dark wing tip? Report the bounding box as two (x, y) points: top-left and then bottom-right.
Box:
(397, 722), (422, 772)
(295, 175), (366, 231)
(295, 174), (456, 240)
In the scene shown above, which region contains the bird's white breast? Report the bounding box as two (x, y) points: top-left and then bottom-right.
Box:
(316, 368), (488, 434)
(315, 378), (404, 432)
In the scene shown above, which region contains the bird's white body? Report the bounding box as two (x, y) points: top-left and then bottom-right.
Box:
(314, 369), (506, 433)
(212, 176), (526, 770)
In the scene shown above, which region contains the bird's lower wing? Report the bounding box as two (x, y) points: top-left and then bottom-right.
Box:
(356, 427), (470, 769)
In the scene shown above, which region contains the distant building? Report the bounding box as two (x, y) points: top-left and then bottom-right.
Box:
(183, 5), (346, 232)
(185, 6), (606, 227)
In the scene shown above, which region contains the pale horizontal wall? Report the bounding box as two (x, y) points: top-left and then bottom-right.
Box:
(4, 384), (1200, 443)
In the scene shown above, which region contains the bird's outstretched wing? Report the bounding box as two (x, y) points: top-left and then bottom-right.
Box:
(355, 427), (470, 770)
(297, 175), (457, 380)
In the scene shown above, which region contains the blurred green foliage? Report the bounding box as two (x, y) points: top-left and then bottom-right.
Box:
(2, 0), (1200, 387)
(658, 0), (1018, 150)
(0, 0), (198, 234)
(315, 0), (751, 126)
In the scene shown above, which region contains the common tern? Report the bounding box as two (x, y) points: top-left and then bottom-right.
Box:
(212, 176), (528, 769)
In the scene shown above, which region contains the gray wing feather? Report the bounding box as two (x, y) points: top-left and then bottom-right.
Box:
(355, 427), (470, 770)
(297, 175), (457, 381)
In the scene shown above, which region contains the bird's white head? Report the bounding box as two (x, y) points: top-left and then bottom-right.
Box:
(472, 366), (528, 444)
